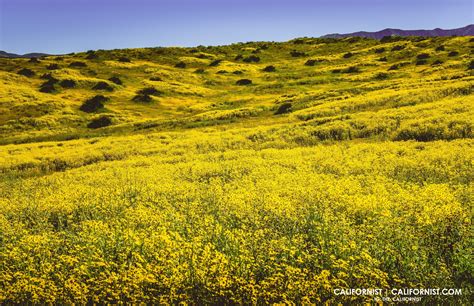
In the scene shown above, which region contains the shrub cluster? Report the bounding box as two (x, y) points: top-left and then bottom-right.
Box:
(80, 95), (109, 113)
(87, 116), (112, 128)
(236, 79), (252, 85)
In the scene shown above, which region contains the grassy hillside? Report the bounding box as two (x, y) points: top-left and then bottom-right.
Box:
(0, 36), (473, 304)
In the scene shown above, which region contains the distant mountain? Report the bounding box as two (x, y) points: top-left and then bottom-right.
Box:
(0, 51), (50, 58)
(321, 24), (474, 39)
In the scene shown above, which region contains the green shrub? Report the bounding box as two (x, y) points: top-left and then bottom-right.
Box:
(46, 63), (60, 70)
(374, 72), (389, 80)
(388, 64), (399, 71)
(17, 68), (35, 77)
(391, 45), (405, 51)
(59, 79), (76, 88)
(80, 95), (109, 113)
(344, 66), (360, 73)
(118, 57), (131, 63)
(274, 103), (292, 115)
(209, 59), (222, 67)
(468, 60), (474, 70)
(92, 81), (114, 91)
(86, 52), (98, 60)
(343, 52), (354, 58)
(137, 87), (162, 96)
(290, 50), (306, 57)
(262, 65), (276, 72)
(175, 61), (186, 68)
(39, 83), (56, 93)
(132, 94), (152, 103)
(69, 61), (87, 68)
(87, 116), (112, 129)
(236, 79), (252, 85)
(243, 55), (260, 63)
(417, 53), (430, 60)
(108, 76), (123, 85)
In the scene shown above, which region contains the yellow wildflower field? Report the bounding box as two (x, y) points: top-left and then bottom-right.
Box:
(0, 36), (472, 303)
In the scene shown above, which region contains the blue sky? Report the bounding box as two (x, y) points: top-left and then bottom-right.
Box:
(0, 0), (472, 54)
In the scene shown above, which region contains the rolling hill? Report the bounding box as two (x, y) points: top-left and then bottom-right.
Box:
(0, 35), (473, 304)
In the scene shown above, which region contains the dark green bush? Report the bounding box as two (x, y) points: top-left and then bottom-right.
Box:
(243, 55), (260, 63)
(388, 64), (399, 71)
(108, 76), (123, 85)
(47, 64), (60, 70)
(175, 61), (186, 68)
(343, 52), (354, 59)
(262, 65), (276, 72)
(39, 83), (56, 93)
(59, 79), (76, 88)
(137, 87), (162, 96)
(274, 103), (292, 115)
(391, 45), (405, 51)
(374, 72), (389, 80)
(80, 95), (109, 113)
(17, 68), (35, 77)
(448, 51), (459, 57)
(86, 52), (98, 60)
(92, 81), (114, 91)
(236, 79), (252, 85)
(87, 116), (112, 129)
(118, 57), (131, 63)
(374, 48), (385, 54)
(132, 94), (152, 103)
(209, 59), (222, 67)
(468, 60), (474, 70)
(290, 50), (306, 57)
(344, 66), (360, 73)
(69, 61), (87, 68)
(417, 53), (430, 60)
(435, 45), (445, 51)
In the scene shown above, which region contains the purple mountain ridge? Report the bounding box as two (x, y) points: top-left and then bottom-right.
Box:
(321, 24), (474, 39)
(0, 51), (50, 58)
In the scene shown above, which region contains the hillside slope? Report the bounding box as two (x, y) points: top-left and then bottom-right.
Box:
(0, 36), (473, 304)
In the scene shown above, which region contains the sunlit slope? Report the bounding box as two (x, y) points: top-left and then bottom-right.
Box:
(0, 36), (473, 304)
(0, 36), (472, 144)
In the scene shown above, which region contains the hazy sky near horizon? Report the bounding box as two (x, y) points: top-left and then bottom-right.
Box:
(0, 0), (472, 54)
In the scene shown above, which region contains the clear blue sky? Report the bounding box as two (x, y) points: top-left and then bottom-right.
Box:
(0, 0), (472, 54)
